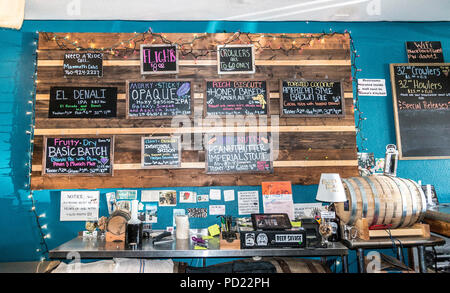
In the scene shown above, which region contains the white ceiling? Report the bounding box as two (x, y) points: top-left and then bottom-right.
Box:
(24, 0), (450, 21)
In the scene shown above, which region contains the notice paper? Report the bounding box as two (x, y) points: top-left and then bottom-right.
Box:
(60, 191), (99, 221)
(293, 203), (325, 219)
(209, 205), (226, 215)
(224, 190), (235, 202)
(141, 190), (160, 202)
(262, 194), (294, 220)
(238, 191), (260, 215)
(357, 79), (387, 96)
(209, 189), (221, 200)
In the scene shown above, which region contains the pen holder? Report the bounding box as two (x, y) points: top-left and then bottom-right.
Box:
(219, 232), (240, 250)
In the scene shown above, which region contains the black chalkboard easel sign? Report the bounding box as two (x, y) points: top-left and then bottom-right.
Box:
(280, 80), (345, 117)
(217, 44), (255, 74)
(140, 44), (179, 75)
(390, 63), (450, 159)
(141, 136), (181, 168)
(63, 52), (103, 77)
(126, 80), (192, 118)
(48, 86), (117, 118)
(205, 133), (273, 174)
(406, 41), (444, 63)
(204, 80), (269, 116)
(43, 136), (114, 175)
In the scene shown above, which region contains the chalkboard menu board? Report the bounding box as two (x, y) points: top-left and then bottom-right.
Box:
(280, 80), (345, 117)
(390, 63), (450, 159)
(205, 80), (268, 116)
(141, 136), (181, 168)
(205, 133), (273, 174)
(126, 80), (192, 118)
(217, 45), (255, 74)
(43, 137), (114, 175)
(406, 41), (444, 63)
(140, 44), (179, 74)
(48, 87), (117, 118)
(63, 52), (103, 77)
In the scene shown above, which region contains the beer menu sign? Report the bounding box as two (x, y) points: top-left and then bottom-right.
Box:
(217, 44), (255, 74)
(140, 44), (179, 74)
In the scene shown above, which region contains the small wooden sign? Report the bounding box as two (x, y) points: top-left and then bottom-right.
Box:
(140, 44), (179, 75)
(406, 41), (444, 63)
(63, 52), (103, 77)
(43, 136), (114, 176)
(217, 44), (255, 74)
(141, 136), (181, 169)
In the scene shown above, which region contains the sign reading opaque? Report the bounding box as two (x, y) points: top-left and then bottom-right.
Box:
(217, 44), (255, 74)
(140, 44), (178, 74)
(63, 52), (103, 77)
(127, 80), (192, 118)
(43, 137), (114, 175)
(142, 136), (181, 168)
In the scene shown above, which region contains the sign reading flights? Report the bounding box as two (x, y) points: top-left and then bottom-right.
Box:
(140, 44), (179, 74)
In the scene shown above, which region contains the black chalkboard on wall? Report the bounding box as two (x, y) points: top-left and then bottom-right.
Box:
(140, 44), (179, 75)
(63, 52), (103, 77)
(217, 45), (255, 74)
(390, 63), (450, 159)
(204, 80), (269, 116)
(48, 86), (117, 118)
(126, 80), (192, 118)
(43, 137), (114, 175)
(205, 133), (273, 174)
(406, 41), (444, 63)
(280, 80), (345, 117)
(141, 136), (181, 168)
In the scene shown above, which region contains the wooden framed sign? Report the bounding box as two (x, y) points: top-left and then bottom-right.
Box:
(280, 80), (345, 117)
(126, 80), (192, 118)
(217, 44), (255, 74)
(390, 63), (450, 159)
(48, 86), (117, 118)
(204, 80), (269, 116)
(141, 136), (181, 169)
(63, 52), (103, 77)
(140, 44), (179, 75)
(205, 133), (273, 174)
(43, 136), (114, 175)
(406, 41), (444, 63)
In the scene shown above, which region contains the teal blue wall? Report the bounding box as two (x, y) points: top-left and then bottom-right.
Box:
(0, 21), (449, 271)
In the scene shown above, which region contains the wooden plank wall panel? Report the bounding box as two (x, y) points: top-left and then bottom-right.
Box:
(31, 32), (358, 190)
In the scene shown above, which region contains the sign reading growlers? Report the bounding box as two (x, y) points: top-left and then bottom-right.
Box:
(280, 80), (345, 117)
(217, 44), (255, 74)
(63, 52), (103, 77)
(205, 80), (268, 116)
(141, 136), (181, 168)
(140, 44), (179, 74)
(205, 133), (273, 174)
(48, 86), (117, 118)
(43, 137), (114, 175)
(126, 80), (192, 118)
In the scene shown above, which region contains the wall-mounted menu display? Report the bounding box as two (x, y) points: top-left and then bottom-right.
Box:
(141, 136), (181, 168)
(48, 87), (117, 118)
(280, 80), (345, 117)
(406, 41), (444, 63)
(390, 63), (450, 159)
(63, 52), (103, 77)
(217, 44), (255, 74)
(140, 44), (179, 74)
(43, 137), (114, 175)
(205, 80), (268, 116)
(126, 80), (192, 118)
(205, 133), (273, 174)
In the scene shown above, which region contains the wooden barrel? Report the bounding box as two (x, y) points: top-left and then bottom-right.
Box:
(335, 176), (427, 228)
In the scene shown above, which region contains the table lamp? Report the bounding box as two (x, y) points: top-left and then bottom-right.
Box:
(316, 173), (347, 203)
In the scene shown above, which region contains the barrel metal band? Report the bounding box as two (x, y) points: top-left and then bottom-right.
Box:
(362, 176), (379, 226)
(401, 178), (417, 226)
(372, 176), (388, 224)
(386, 176), (407, 227)
(342, 178), (357, 226)
(352, 177), (368, 219)
(407, 179), (427, 222)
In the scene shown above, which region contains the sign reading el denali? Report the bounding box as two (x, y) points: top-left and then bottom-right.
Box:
(217, 44), (255, 74)
(140, 44), (178, 74)
(63, 52), (103, 77)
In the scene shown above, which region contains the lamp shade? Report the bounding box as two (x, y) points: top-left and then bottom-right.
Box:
(316, 173), (347, 202)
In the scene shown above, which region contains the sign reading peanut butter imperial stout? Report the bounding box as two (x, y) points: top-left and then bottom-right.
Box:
(43, 137), (113, 175)
(206, 133), (272, 174)
(390, 63), (450, 159)
(280, 80), (344, 117)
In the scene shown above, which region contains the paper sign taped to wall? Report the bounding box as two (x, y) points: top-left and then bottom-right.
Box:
(357, 79), (387, 96)
(238, 190), (260, 215)
(60, 191), (99, 221)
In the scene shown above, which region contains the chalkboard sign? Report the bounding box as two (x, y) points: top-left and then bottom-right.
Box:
(63, 52), (103, 77)
(141, 136), (181, 168)
(205, 80), (269, 116)
(406, 41), (444, 63)
(43, 137), (114, 175)
(126, 80), (192, 118)
(140, 44), (179, 75)
(217, 44), (255, 74)
(48, 87), (117, 118)
(205, 133), (273, 174)
(390, 63), (450, 159)
(280, 80), (345, 117)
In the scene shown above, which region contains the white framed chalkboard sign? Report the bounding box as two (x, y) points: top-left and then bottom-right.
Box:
(141, 136), (181, 169)
(140, 44), (179, 75)
(217, 44), (255, 74)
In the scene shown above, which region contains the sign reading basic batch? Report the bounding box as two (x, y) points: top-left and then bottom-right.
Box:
(63, 52), (103, 77)
(142, 136), (181, 168)
(217, 44), (255, 74)
(140, 44), (179, 74)
(43, 137), (114, 175)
